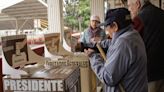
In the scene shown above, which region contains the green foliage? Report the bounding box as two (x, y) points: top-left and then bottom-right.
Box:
(64, 0), (90, 31)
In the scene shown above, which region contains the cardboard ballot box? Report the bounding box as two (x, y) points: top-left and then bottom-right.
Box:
(3, 66), (80, 92)
(48, 54), (97, 92)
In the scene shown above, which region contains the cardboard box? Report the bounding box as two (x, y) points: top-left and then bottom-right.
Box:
(3, 66), (80, 92)
(49, 54), (97, 92)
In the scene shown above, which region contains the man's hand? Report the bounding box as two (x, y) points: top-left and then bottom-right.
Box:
(90, 37), (101, 44)
(84, 48), (95, 57)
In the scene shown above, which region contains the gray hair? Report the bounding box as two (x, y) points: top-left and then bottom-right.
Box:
(128, 0), (149, 8)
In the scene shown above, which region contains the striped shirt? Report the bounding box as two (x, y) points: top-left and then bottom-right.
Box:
(89, 25), (148, 92)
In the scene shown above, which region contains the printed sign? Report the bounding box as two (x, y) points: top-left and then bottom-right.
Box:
(48, 59), (89, 68)
(1, 35), (29, 68)
(4, 79), (63, 92)
(44, 33), (60, 55)
(3, 66), (80, 92)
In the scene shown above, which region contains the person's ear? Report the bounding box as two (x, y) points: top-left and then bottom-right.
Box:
(136, 0), (141, 9)
(113, 22), (118, 32)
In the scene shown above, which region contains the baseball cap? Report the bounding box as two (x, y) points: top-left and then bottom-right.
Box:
(90, 15), (100, 22)
(99, 8), (132, 29)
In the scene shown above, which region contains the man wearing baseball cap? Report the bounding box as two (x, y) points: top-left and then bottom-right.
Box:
(84, 8), (148, 92)
(79, 15), (106, 51)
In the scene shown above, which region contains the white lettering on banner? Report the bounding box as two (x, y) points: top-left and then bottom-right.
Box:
(28, 80), (31, 91)
(10, 80), (16, 90)
(57, 80), (63, 91)
(51, 80), (63, 91)
(16, 80), (21, 91)
(3, 79), (64, 91)
(44, 80), (51, 91)
(22, 80), (28, 90)
(32, 80), (38, 91)
(38, 80), (44, 91)
(4, 80), (9, 90)
(51, 80), (57, 91)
